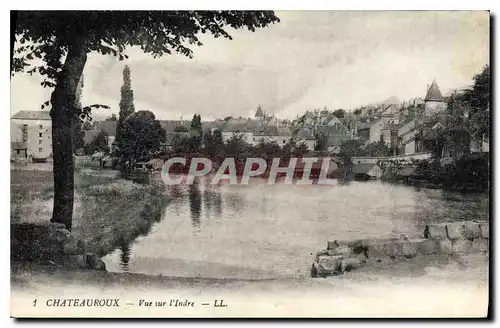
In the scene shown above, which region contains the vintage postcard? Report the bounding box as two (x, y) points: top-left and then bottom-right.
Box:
(10, 10), (490, 318)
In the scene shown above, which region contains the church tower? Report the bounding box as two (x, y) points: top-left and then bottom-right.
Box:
(424, 80), (446, 115)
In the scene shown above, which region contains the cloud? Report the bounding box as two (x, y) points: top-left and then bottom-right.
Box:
(11, 11), (489, 121)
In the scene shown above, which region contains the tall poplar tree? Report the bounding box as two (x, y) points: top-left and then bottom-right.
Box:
(116, 65), (135, 151)
(12, 11), (279, 230)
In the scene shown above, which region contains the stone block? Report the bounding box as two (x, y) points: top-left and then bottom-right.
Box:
(401, 240), (417, 258)
(446, 222), (465, 240)
(479, 223), (490, 239)
(426, 224), (448, 239)
(439, 239), (454, 255)
(365, 242), (388, 259)
(471, 238), (489, 253)
(86, 253), (107, 271)
(341, 257), (366, 273)
(452, 239), (473, 254)
(384, 241), (403, 258)
(463, 222), (482, 240)
(415, 239), (439, 255)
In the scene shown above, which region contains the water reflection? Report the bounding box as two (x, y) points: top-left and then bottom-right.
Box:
(203, 184), (222, 219)
(120, 241), (131, 272)
(102, 179), (489, 279)
(188, 179), (202, 230)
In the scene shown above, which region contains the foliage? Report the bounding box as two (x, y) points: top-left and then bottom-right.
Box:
(462, 65), (490, 140)
(82, 120), (94, 131)
(84, 131), (109, 155)
(12, 10), (279, 228)
(204, 129), (223, 155)
(174, 125), (189, 133)
(106, 113), (117, 121)
(332, 109), (345, 118)
(364, 141), (391, 157)
(314, 132), (328, 151)
(224, 134), (250, 156)
(189, 114), (203, 151)
(120, 110), (166, 161)
(116, 65), (135, 151)
(339, 139), (365, 160)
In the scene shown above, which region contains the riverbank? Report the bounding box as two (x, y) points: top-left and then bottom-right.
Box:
(11, 252), (488, 317)
(11, 169), (170, 258)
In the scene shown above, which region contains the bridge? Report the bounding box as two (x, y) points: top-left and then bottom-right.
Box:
(352, 152), (432, 164)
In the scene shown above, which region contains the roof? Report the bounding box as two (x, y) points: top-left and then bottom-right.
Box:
(11, 110), (51, 121)
(255, 106), (264, 118)
(353, 163), (378, 174)
(254, 125), (279, 136)
(221, 122), (255, 133)
(328, 134), (351, 147)
(296, 128), (314, 140)
(12, 141), (27, 149)
(425, 80), (444, 102)
(159, 120), (188, 132)
(316, 125), (342, 136)
(164, 132), (190, 145)
(277, 126), (292, 136)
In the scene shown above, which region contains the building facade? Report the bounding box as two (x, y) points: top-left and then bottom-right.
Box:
(11, 110), (52, 161)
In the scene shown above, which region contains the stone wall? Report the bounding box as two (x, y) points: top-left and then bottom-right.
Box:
(11, 222), (106, 271)
(314, 221), (489, 277)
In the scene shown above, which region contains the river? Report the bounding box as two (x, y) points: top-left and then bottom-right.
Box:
(102, 177), (489, 279)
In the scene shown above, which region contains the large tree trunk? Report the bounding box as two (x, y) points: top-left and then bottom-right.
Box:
(50, 42), (87, 231)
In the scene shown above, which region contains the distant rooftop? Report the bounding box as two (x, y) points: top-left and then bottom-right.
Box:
(425, 80), (444, 102)
(11, 110), (51, 121)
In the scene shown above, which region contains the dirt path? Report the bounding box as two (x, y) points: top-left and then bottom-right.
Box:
(11, 253), (489, 318)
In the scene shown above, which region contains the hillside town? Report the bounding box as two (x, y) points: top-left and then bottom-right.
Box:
(11, 65), (490, 187)
(10, 11), (490, 318)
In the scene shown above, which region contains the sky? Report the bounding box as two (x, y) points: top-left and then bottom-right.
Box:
(10, 11), (490, 121)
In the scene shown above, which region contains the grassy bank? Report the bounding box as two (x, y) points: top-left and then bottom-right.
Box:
(11, 169), (170, 258)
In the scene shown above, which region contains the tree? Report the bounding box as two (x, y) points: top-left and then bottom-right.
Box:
(205, 129), (223, 155)
(353, 108), (362, 117)
(174, 125), (189, 133)
(339, 139), (365, 161)
(463, 65), (490, 141)
(12, 11), (279, 230)
(82, 120), (94, 131)
(333, 109), (345, 119)
(116, 65), (135, 151)
(72, 74), (85, 153)
(364, 141), (391, 157)
(190, 114), (203, 151)
(120, 110), (166, 162)
(84, 130), (109, 155)
(314, 132), (328, 151)
(106, 113), (117, 121)
(224, 134), (249, 156)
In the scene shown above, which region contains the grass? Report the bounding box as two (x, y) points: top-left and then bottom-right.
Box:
(11, 169), (170, 257)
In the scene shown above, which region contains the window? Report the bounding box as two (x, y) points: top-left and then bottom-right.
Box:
(22, 124), (28, 142)
(16, 150), (20, 155)
(39, 125), (43, 129)
(282, 140), (286, 144)
(38, 140), (42, 145)
(38, 148), (43, 153)
(39, 133), (43, 137)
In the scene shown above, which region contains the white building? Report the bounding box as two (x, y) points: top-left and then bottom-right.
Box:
(11, 110), (52, 161)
